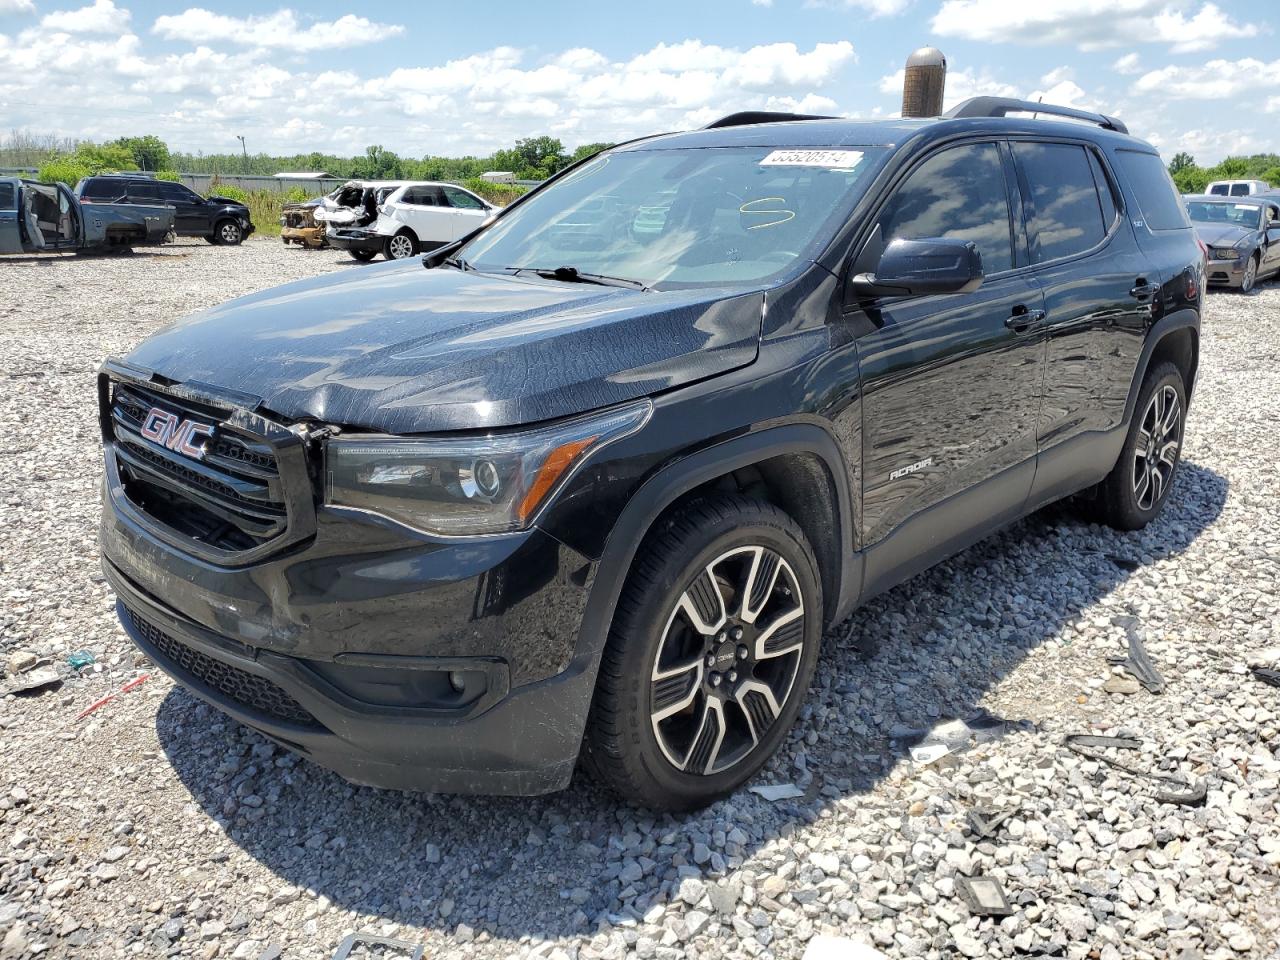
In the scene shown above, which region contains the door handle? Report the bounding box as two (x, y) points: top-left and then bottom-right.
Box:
(1005, 305), (1047, 331)
(1129, 279), (1158, 300)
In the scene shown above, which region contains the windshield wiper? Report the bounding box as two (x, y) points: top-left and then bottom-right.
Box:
(509, 265), (650, 291)
(441, 255), (474, 272)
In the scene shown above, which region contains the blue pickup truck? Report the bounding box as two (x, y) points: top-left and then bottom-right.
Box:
(0, 177), (174, 255)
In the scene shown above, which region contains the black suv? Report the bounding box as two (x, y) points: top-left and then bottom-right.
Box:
(76, 175), (255, 245)
(97, 98), (1201, 810)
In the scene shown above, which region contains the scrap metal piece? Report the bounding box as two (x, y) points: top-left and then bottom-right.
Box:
(1108, 616), (1165, 694)
(955, 875), (1015, 916)
(1063, 734), (1206, 807)
(0, 667), (62, 697)
(902, 708), (1033, 765)
(967, 805), (1019, 840)
(331, 933), (424, 960)
(1252, 666), (1280, 688)
(749, 783), (805, 802)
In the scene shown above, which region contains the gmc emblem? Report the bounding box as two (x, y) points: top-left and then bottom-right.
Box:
(139, 407), (214, 459)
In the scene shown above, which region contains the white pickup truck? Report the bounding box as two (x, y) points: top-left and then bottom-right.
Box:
(0, 177), (174, 255)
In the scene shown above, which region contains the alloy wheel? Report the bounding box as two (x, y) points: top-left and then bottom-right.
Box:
(1132, 384), (1181, 511)
(388, 234), (415, 259)
(650, 545), (806, 775)
(219, 222), (241, 244)
(1242, 257), (1257, 293)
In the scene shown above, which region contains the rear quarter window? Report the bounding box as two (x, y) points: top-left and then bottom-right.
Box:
(1115, 150), (1190, 231)
(81, 178), (126, 201)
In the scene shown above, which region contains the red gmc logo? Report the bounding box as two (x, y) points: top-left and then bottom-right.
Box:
(139, 407), (214, 459)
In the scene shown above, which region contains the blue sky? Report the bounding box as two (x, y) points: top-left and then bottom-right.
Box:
(0, 0), (1275, 163)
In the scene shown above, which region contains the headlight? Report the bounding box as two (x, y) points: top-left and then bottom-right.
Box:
(1210, 247), (1240, 260)
(324, 401), (651, 536)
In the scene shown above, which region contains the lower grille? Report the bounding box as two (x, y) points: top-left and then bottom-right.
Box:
(125, 606), (321, 729)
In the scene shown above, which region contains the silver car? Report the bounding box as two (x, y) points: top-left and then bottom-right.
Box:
(1184, 194), (1280, 292)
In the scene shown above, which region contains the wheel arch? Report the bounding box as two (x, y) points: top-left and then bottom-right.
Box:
(1124, 309), (1200, 422)
(573, 424), (858, 677)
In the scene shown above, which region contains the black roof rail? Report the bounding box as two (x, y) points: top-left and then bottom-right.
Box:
(944, 97), (1128, 136)
(703, 111), (835, 130)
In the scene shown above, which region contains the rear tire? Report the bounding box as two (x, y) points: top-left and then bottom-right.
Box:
(349, 248), (378, 262)
(584, 495), (822, 811)
(384, 229), (418, 260)
(1089, 361), (1185, 530)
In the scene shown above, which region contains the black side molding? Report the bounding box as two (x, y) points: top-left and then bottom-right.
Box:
(945, 97), (1128, 136)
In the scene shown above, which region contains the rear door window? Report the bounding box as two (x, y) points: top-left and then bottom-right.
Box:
(877, 141), (1014, 275)
(81, 178), (126, 201)
(129, 181), (160, 202)
(0, 183), (14, 209)
(1115, 150), (1191, 231)
(1013, 142), (1107, 262)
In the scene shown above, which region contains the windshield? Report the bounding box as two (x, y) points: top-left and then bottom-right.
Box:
(1186, 200), (1261, 229)
(460, 145), (886, 289)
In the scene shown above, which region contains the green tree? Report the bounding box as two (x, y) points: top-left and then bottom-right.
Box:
(1172, 166), (1209, 194)
(113, 135), (171, 172)
(73, 141), (138, 173)
(1211, 157), (1249, 179)
(570, 142), (613, 165)
(1260, 166), (1280, 188)
(1168, 152), (1195, 175)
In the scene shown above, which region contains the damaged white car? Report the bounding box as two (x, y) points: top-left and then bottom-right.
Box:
(321, 180), (496, 261)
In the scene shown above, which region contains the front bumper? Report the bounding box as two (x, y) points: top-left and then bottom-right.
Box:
(281, 225), (325, 247)
(101, 473), (598, 794)
(1205, 255), (1246, 287)
(327, 228), (382, 254)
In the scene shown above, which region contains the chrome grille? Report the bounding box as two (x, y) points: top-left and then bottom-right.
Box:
(101, 371), (316, 564)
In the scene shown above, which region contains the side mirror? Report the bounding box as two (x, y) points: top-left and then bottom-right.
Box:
(851, 238), (985, 298)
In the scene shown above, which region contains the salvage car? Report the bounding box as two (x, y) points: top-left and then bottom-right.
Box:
(323, 181), (495, 261)
(1185, 194), (1280, 292)
(98, 97), (1202, 810)
(280, 197), (326, 249)
(76, 175), (254, 245)
(1, 177), (173, 254)
(315, 180), (404, 261)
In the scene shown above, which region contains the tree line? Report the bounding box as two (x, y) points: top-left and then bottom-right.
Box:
(1167, 152), (1280, 193)
(1, 131), (612, 186)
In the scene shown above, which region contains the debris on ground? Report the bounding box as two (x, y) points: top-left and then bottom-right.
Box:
(1108, 614), (1166, 693)
(899, 707), (1033, 765)
(955, 875), (1015, 917)
(1252, 665), (1280, 688)
(1063, 734), (1207, 806)
(1, 666), (62, 697)
(67, 650), (96, 671)
(966, 804), (1019, 840)
(74, 674), (149, 720)
(747, 782), (804, 801)
(331, 932), (424, 959)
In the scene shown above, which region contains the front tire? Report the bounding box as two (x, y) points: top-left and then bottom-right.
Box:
(1240, 253), (1259, 293)
(585, 496), (822, 811)
(1090, 361), (1186, 530)
(384, 229), (418, 260)
(214, 220), (243, 245)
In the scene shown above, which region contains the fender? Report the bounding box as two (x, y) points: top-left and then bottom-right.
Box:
(571, 422), (859, 674)
(1121, 308), (1200, 427)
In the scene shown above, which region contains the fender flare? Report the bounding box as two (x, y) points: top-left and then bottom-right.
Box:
(1122, 308), (1200, 426)
(570, 422), (857, 674)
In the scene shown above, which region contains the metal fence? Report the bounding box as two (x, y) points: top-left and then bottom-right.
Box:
(179, 174), (348, 195)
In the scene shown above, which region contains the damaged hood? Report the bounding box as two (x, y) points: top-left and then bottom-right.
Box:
(121, 261), (763, 433)
(1193, 222), (1254, 249)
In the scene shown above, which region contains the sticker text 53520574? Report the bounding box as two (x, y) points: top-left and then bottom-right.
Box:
(759, 150), (864, 169)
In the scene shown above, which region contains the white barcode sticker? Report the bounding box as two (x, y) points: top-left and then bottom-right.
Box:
(760, 149), (864, 169)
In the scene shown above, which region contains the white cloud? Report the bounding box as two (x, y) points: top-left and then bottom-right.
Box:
(1040, 66), (1073, 86)
(1268, 97), (1280, 114)
(0, 37), (860, 156)
(752, 0), (774, 6)
(1134, 57), (1280, 99)
(806, 0), (911, 17)
(1026, 79), (1105, 114)
(1, 0), (35, 12)
(151, 8), (405, 52)
(932, 0), (1259, 52)
(1113, 52), (1142, 74)
(41, 0), (129, 34)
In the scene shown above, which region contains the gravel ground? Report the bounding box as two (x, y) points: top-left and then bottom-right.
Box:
(1, 239), (1278, 960)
